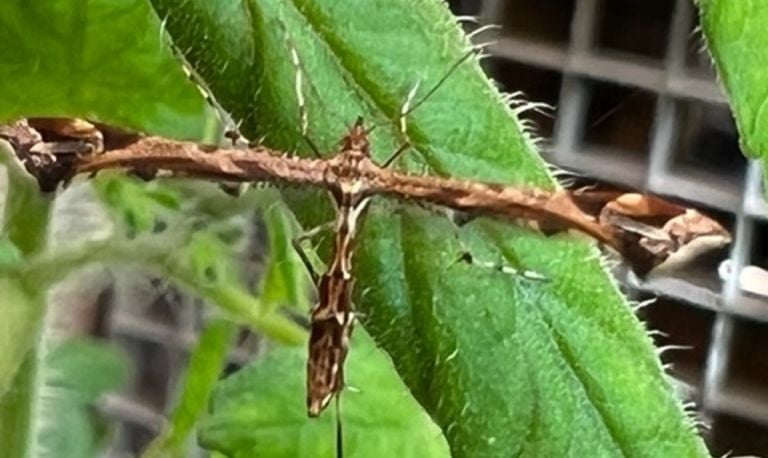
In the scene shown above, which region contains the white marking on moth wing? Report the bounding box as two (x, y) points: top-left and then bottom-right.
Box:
(345, 196), (371, 234)
(313, 303), (335, 321)
(330, 361), (339, 378)
(340, 180), (365, 196)
(351, 196), (371, 219)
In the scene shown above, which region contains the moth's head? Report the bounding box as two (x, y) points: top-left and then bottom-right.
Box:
(340, 117), (370, 156)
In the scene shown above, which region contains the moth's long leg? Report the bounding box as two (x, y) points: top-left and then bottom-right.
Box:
(292, 238), (320, 285)
(381, 80), (419, 168)
(454, 250), (548, 281)
(450, 231), (548, 282)
(382, 139), (411, 169)
(383, 51), (475, 168)
(402, 49), (475, 119)
(292, 220), (336, 285)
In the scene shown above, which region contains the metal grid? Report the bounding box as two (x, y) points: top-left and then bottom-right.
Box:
(450, 0), (768, 454)
(96, 274), (263, 457)
(73, 218), (266, 456)
(108, 231), (273, 457)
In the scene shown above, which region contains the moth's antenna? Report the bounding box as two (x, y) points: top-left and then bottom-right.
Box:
(164, 34), (249, 147)
(289, 41), (323, 158)
(290, 45), (309, 139)
(380, 80), (421, 168)
(277, 21), (347, 154)
(382, 140), (412, 169)
(378, 50), (475, 167)
(588, 89), (642, 130)
(399, 49), (475, 121)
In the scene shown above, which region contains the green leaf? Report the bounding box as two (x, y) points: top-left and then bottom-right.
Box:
(259, 191), (311, 313)
(44, 338), (129, 403)
(0, 236), (22, 271)
(37, 339), (130, 458)
(0, 0), (209, 138)
(0, 82), (53, 458)
(198, 329), (450, 458)
(1, 137), (52, 256)
(0, 336), (128, 458)
(96, 175), (183, 235)
(94, 177), (306, 344)
(154, 0), (707, 456)
(698, 1), (768, 160)
(10, 227), (306, 345)
(143, 319), (236, 458)
(0, 279), (45, 398)
(0, 0), (305, 345)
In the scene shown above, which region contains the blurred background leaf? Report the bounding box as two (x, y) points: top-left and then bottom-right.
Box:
(143, 319), (236, 458)
(38, 338), (129, 458)
(0, 0), (210, 138)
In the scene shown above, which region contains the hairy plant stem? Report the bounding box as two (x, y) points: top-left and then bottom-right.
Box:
(12, 236), (306, 345)
(142, 318), (237, 458)
(0, 141), (54, 457)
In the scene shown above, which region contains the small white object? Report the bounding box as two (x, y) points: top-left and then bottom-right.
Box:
(719, 260), (768, 297)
